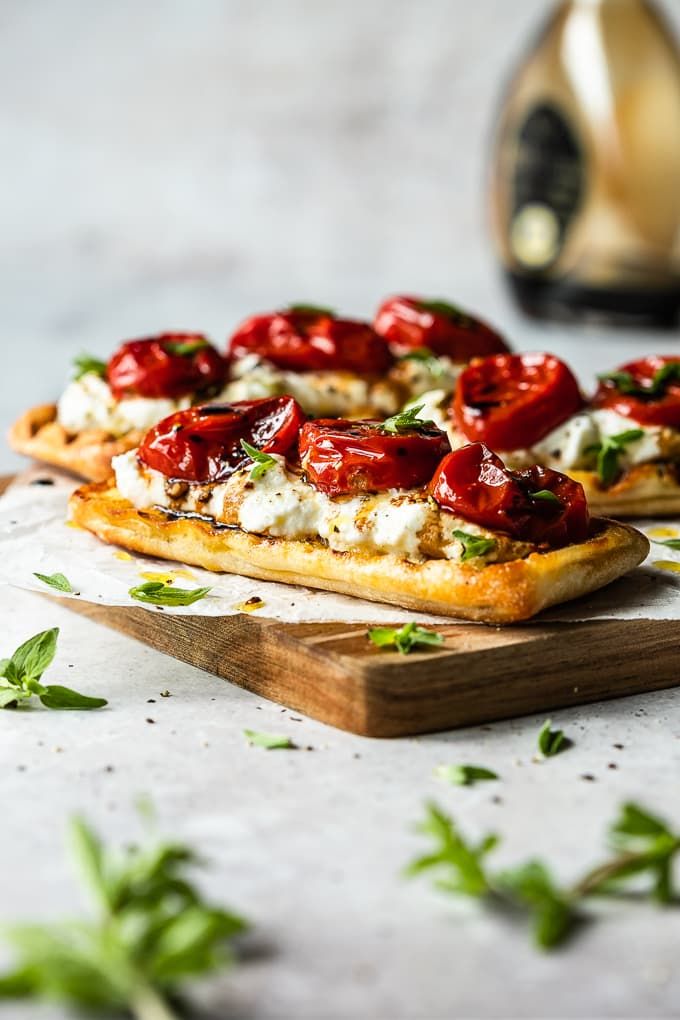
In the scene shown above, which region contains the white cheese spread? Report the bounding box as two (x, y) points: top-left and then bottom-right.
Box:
(57, 373), (190, 437)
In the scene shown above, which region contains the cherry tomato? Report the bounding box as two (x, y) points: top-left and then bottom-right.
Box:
(453, 353), (583, 451)
(593, 355), (680, 428)
(430, 443), (589, 547)
(108, 333), (226, 400)
(373, 295), (509, 360)
(299, 418), (451, 496)
(228, 307), (393, 374)
(138, 396), (306, 482)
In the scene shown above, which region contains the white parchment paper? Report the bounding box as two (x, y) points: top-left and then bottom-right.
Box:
(1, 470), (679, 625)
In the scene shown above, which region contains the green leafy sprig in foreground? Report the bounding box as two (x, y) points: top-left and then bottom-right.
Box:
(0, 628), (106, 710)
(0, 813), (248, 1019)
(407, 801), (680, 949)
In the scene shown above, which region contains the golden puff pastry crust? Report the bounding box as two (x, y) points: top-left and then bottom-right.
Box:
(8, 404), (140, 483)
(68, 480), (649, 624)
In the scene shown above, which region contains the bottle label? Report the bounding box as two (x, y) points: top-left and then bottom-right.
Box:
(509, 104), (584, 271)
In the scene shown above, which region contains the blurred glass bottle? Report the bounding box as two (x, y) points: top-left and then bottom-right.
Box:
(490, 0), (680, 327)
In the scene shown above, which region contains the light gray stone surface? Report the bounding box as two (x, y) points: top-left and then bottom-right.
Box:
(2, 2), (680, 1017)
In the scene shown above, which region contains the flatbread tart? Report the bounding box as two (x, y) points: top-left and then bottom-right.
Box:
(68, 398), (649, 625)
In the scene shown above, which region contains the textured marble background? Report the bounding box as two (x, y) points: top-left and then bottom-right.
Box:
(4, 0), (679, 473)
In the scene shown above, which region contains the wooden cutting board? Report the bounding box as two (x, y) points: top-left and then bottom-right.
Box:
(3, 475), (678, 737)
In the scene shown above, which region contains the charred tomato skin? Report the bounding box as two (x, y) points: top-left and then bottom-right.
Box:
(107, 333), (226, 400)
(593, 355), (680, 428)
(228, 308), (393, 375)
(138, 396), (306, 483)
(430, 442), (589, 547)
(299, 418), (451, 496)
(373, 295), (509, 360)
(453, 352), (584, 451)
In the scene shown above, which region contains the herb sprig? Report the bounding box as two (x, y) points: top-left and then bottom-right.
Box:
(368, 622), (444, 655)
(240, 439), (278, 480)
(407, 801), (680, 949)
(599, 363), (680, 399)
(33, 572), (75, 594)
(72, 354), (107, 381)
(452, 530), (496, 562)
(0, 811), (248, 1018)
(537, 719), (570, 757)
(0, 628), (106, 710)
(381, 405), (436, 435)
(129, 582), (211, 607)
(586, 429), (644, 487)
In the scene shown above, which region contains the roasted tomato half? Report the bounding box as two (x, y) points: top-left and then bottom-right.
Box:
(453, 352), (583, 451)
(430, 442), (589, 547)
(593, 355), (680, 428)
(228, 306), (393, 375)
(138, 396), (306, 483)
(108, 333), (226, 400)
(373, 295), (509, 360)
(299, 418), (451, 496)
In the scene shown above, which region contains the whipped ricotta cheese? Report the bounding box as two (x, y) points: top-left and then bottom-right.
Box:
(57, 373), (190, 437)
(221, 355), (399, 417)
(113, 449), (523, 564)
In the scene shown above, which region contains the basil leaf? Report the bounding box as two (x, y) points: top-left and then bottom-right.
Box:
(417, 298), (470, 325)
(381, 405), (436, 434)
(530, 489), (561, 505)
(9, 628), (58, 683)
(599, 363), (680, 399)
(163, 337), (210, 357)
(496, 861), (576, 949)
(243, 729), (295, 750)
(537, 719), (570, 757)
(33, 572), (75, 594)
(588, 429), (645, 487)
(129, 582), (211, 607)
(434, 764), (499, 786)
(368, 622), (444, 655)
(287, 303), (335, 317)
(39, 686), (107, 711)
(239, 439), (278, 480)
(73, 354), (107, 381)
(452, 530), (496, 562)
(0, 687), (29, 709)
(652, 537), (680, 551)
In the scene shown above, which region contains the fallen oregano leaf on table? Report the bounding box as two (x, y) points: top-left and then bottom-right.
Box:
(33, 571), (76, 594)
(0, 628), (106, 710)
(0, 809), (249, 1019)
(407, 800), (680, 949)
(434, 764), (499, 786)
(129, 581), (212, 607)
(537, 719), (571, 758)
(244, 728), (296, 750)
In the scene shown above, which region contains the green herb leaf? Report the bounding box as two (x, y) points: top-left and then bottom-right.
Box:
(129, 581), (211, 607)
(405, 802), (496, 897)
(0, 808), (249, 1014)
(537, 719), (570, 757)
(434, 764), (499, 786)
(163, 337), (210, 356)
(599, 363), (680, 399)
(496, 860), (577, 949)
(530, 489), (562, 505)
(587, 429), (645, 487)
(652, 537), (680, 551)
(287, 303), (335, 317)
(39, 686), (107, 711)
(239, 439), (278, 480)
(72, 354), (107, 381)
(0, 687), (29, 708)
(417, 298), (470, 325)
(33, 572), (75, 594)
(381, 404), (436, 434)
(452, 530), (496, 562)
(368, 622), (444, 655)
(8, 628), (58, 684)
(243, 729), (295, 750)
